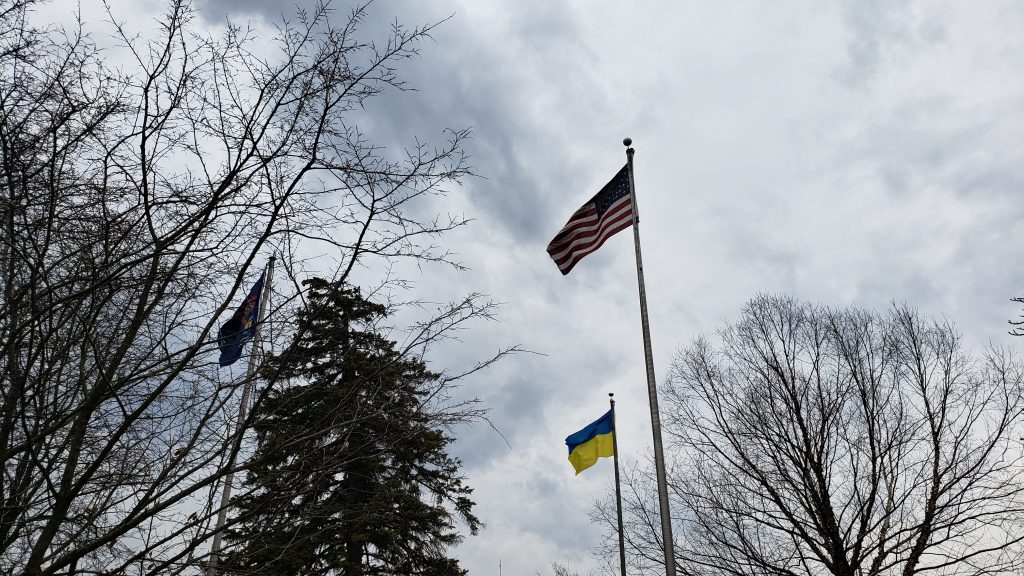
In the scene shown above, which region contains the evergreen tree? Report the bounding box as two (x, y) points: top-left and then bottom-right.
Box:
(223, 278), (480, 576)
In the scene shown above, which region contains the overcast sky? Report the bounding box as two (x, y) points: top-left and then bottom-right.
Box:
(40, 0), (1024, 573)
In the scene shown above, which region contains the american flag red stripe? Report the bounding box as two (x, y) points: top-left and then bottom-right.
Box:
(546, 165), (633, 275)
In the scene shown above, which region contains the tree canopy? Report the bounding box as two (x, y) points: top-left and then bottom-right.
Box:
(223, 278), (479, 576)
(0, 1), (494, 573)
(598, 296), (1024, 576)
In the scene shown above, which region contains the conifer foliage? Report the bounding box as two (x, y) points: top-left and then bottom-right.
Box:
(223, 278), (480, 575)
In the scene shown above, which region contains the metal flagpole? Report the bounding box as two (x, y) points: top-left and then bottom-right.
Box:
(207, 256), (275, 575)
(610, 393), (628, 576)
(624, 138), (677, 576)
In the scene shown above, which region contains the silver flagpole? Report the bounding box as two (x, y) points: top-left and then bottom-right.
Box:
(610, 393), (628, 576)
(624, 138), (677, 576)
(207, 256), (275, 575)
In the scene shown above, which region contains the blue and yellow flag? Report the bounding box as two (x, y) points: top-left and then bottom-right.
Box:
(565, 410), (615, 475)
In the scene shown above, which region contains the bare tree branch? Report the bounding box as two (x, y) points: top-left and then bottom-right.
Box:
(0, 1), (496, 573)
(599, 296), (1024, 576)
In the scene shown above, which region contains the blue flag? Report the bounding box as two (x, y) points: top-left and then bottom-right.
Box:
(218, 271), (265, 367)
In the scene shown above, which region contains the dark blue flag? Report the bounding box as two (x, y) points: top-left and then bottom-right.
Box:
(218, 271), (266, 367)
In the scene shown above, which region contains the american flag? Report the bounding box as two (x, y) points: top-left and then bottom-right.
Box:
(546, 164), (633, 275)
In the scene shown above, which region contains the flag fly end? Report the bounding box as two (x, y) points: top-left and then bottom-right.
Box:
(545, 165), (634, 274)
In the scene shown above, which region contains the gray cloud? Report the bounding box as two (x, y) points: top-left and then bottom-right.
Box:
(836, 0), (915, 87)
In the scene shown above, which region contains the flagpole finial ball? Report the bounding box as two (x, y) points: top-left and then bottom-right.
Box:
(622, 137), (632, 147)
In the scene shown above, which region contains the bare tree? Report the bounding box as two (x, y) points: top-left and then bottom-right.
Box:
(599, 295), (1024, 576)
(0, 1), (501, 574)
(1008, 296), (1024, 336)
(542, 562), (592, 576)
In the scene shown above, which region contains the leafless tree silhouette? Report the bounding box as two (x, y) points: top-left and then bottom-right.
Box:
(0, 1), (502, 573)
(597, 296), (1024, 576)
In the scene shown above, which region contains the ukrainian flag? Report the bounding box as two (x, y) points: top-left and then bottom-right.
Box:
(565, 410), (615, 475)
